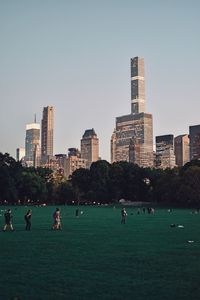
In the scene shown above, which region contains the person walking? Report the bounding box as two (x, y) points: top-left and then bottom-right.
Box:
(24, 209), (32, 231)
(52, 208), (62, 230)
(3, 209), (14, 231)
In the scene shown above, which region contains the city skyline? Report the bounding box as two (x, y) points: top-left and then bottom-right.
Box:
(0, 1), (200, 162)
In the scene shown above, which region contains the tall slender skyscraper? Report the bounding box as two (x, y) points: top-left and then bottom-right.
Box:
(41, 106), (54, 163)
(111, 57), (153, 167)
(81, 128), (99, 169)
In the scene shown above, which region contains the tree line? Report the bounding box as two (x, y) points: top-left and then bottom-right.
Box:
(1, 152), (200, 207)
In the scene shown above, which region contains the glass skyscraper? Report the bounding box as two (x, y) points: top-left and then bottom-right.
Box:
(25, 123), (40, 167)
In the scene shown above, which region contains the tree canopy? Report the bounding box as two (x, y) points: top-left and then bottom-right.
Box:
(0, 152), (200, 207)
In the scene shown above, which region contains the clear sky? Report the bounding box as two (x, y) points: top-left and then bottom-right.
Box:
(0, 0), (200, 161)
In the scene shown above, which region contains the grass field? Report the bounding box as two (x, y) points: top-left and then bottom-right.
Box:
(0, 205), (200, 300)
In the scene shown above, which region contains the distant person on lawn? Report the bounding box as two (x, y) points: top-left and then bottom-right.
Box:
(24, 209), (32, 231)
(52, 208), (62, 230)
(121, 208), (127, 224)
(75, 208), (79, 217)
(3, 209), (14, 231)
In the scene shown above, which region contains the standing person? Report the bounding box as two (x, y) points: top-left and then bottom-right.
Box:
(75, 208), (79, 217)
(121, 208), (127, 224)
(24, 209), (32, 231)
(52, 208), (62, 230)
(3, 209), (14, 231)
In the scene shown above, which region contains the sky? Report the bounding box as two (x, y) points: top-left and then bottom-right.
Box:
(0, 0), (200, 162)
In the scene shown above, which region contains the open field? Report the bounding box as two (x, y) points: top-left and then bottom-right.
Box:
(0, 205), (200, 300)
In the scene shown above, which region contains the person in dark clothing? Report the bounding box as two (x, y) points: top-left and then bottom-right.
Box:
(3, 209), (14, 231)
(75, 208), (79, 217)
(24, 209), (32, 231)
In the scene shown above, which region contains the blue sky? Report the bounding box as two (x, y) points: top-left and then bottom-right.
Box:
(0, 0), (200, 161)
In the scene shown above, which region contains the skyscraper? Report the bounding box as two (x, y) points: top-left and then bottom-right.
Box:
(155, 135), (176, 169)
(189, 124), (200, 160)
(25, 122), (40, 167)
(174, 134), (190, 167)
(81, 128), (99, 169)
(111, 57), (153, 167)
(41, 106), (54, 163)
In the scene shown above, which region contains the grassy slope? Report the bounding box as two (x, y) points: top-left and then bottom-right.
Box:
(0, 206), (200, 300)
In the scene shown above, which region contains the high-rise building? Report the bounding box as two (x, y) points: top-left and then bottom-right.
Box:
(110, 131), (116, 163)
(131, 56), (145, 114)
(174, 134), (190, 167)
(189, 124), (200, 160)
(111, 57), (153, 167)
(41, 106), (54, 163)
(16, 147), (25, 161)
(25, 123), (40, 167)
(65, 148), (86, 178)
(155, 135), (176, 169)
(81, 129), (99, 169)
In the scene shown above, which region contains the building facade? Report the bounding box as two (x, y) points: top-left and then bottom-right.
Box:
(111, 57), (153, 167)
(65, 148), (86, 178)
(16, 147), (25, 161)
(131, 56), (145, 114)
(189, 125), (200, 160)
(81, 129), (99, 169)
(174, 134), (190, 167)
(155, 134), (176, 169)
(41, 106), (54, 163)
(55, 154), (67, 174)
(25, 123), (40, 167)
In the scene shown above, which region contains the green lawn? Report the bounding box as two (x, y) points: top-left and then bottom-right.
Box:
(0, 205), (200, 300)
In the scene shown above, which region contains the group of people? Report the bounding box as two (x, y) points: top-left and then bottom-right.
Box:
(2, 208), (32, 232)
(2, 206), (157, 231)
(2, 208), (62, 231)
(121, 206), (157, 223)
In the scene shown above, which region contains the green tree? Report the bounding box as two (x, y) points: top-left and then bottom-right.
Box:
(178, 166), (200, 206)
(153, 168), (180, 204)
(18, 170), (47, 204)
(54, 181), (75, 205)
(109, 161), (148, 202)
(70, 168), (91, 203)
(0, 153), (21, 203)
(90, 160), (111, 203)
(0, 165), (18, 203)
